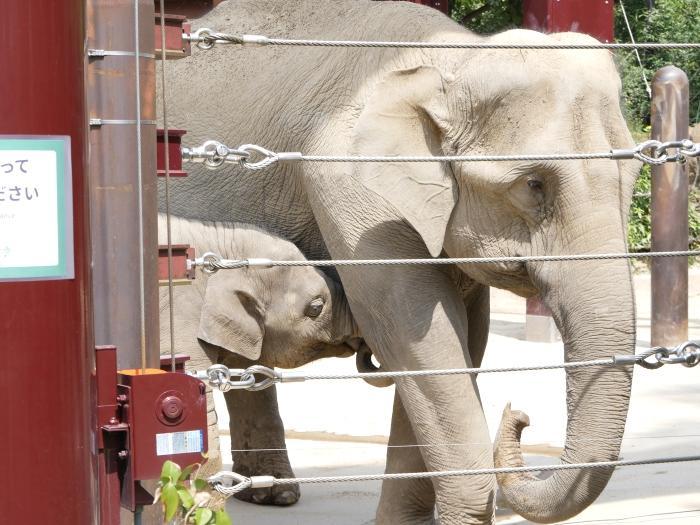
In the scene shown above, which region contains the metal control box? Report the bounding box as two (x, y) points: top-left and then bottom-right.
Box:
(118, 369), (208, 481)
(96, 346), (209, 520)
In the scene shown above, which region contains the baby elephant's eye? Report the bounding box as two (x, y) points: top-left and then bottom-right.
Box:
(527, 179), (544, 191)
(305, 298), (325, 318)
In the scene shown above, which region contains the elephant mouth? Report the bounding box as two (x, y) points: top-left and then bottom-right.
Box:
(471, 259), (535, 296)
(312, 337), (363, 359)
(345, 337), (364, 352)
(504, 262), (538, 296)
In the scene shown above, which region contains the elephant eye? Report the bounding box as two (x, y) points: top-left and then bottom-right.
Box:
(305, 298), (325, 318)
(527, 178), (543, 191)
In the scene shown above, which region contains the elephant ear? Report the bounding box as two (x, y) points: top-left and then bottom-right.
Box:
(197, 273), (265, 361)
(352, 66), (457, 257)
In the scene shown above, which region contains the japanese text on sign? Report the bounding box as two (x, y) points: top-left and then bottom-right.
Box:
(0, 137), (73, 281)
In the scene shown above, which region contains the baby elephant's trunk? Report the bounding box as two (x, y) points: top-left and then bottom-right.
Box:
(355, 344), (393, 388)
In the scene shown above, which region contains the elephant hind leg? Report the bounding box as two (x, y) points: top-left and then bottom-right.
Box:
(376, 392), (436, 525)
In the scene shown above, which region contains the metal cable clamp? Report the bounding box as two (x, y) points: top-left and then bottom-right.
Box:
(188, 252), (274, 274)
(193, 364), (256, 392)
(612, 139), (697, 165)
(184, 28), (268, 49)
(181, 140), (251, 170)
(234, 144), (302, 170)
(634, 341), (700, 369)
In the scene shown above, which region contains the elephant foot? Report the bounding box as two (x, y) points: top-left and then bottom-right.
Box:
(232, 455), (300, 506)
(235, 484), (300, 506)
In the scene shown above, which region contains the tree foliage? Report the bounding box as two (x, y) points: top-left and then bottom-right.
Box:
(450, 0), (522, 34)
(614, 0), (700, 128)
(450, 0), (700, 128)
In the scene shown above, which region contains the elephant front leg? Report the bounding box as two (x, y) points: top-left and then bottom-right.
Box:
(377, 391), (436, 525)
(377, 283), (490, 525)
(339, 264), (495, 524)
(223, 383), (300, 506)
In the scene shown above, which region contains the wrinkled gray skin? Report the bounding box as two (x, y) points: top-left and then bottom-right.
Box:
(159, 1), (639, 522)
(158, 214), (363, 505)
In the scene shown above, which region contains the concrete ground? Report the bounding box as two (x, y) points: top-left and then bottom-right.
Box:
(215, 269), (700, 524)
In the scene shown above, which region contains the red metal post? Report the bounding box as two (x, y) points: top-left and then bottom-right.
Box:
(157, 129), (188, 177)
(523, 0), (615, 42)
(154, 0), (225, 19)
(377, 0), (449, 15)
(155, 14), (191, 59)
(0, 1), (96, 523)
(158, 244), (196, 281)
(96, 346), (129, 525)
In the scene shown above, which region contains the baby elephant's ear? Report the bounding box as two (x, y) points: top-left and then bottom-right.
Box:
(197, 273), (265, 361)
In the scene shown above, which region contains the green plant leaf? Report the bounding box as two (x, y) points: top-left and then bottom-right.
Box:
(214, 509), (232, 525)
(195, 507), (213, 525)
(162, 482), (180, 522)
(179, 463), (197, 482)
(161, 460), (182, 484)
(193, 478), (208, 492)
(178, 487), (195, 510)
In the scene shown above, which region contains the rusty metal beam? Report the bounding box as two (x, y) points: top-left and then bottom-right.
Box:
(651, 66), (689, 346)
(157, 128), (188, 176)
(87, 0), (159, 372)
(155, 13), (191, 59)
(154, 0), (224, 19)
(88, 1), (161, 522)
(158, 244), (195, 282)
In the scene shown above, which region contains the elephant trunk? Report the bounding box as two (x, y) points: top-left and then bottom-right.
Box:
(494, 258), (635, 523)
(355, 343), (393, 388)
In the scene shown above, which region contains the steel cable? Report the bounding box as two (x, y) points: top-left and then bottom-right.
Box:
(193, 250), (700, 272)
(186, 31), (700, 51)
(209, 455), (700, 496)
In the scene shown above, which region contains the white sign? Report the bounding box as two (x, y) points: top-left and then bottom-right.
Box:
(156, 430), (204, 456)
(0, 137), (73, 281)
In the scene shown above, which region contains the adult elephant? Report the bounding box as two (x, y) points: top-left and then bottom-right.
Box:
(160, 1), (639, 523)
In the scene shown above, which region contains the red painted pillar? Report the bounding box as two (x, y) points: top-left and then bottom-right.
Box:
(376, 0), (450, 15)
(523, 0), (615, 42)
(409, 0), (449, 14)
(522, 0), (615, 341)
(0, 2), (96, 523)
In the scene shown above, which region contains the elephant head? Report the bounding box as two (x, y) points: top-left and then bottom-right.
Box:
(197, 237), (362, 369)
(351, 30), (638, 522)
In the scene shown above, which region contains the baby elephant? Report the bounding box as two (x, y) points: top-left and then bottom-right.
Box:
(158, 214), (381, 505)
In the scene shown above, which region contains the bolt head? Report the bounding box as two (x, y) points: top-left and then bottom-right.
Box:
(161, 395), (184, 421)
